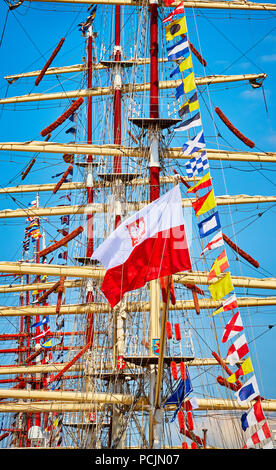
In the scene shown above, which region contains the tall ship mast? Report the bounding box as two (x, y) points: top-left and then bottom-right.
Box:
(0, 0), (275, 451)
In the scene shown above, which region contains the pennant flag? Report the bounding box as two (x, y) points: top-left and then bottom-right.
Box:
(221, 310), (243, 343)
(162, 2), (185, 23)
(178, 91), (199, 117)
(65, 126), (77, 135)
(32, 327), (51, 341)
(174, 112), (202, 132)
(167, 36), (189, 61)
(198, 211), (221, 238)
(187, 171), (212, 194)
(209, 272), (234, 302)
(183, 71), (196, 93)
(182, 130), (205, 156)
(163, 371), (193, 421)
(164, 0), (175, 5)
(170, 55), (193, 78)
(212, 293), (238, 316)
(208, 250), (229, 281)
(227, 357), (253, 383)
(243, 422), (271, 448)
(226, 333), (249, 366)
(175, 82), (184, 100)
(31, 316), (49, 329)
(165, 16), (187, 41)
(192, 189), (216, 216)
(41, 339), (52, 349)
(91, 185), (192, 308)
(241, 399), (266, 432)
(200, 230), (223, 255)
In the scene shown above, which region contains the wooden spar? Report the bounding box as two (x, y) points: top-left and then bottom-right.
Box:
(0, 398), (275, 414)
(0, 358), (246, 376)
(0, 388), (149, 407)
(38, 226), (83, 257)
(52, 165), (74, 194)
(33, 279), (61, 304)
(0, 177), (198, 195)
(4, 59), (169, 82)
(0, 279), (81, 293)
(0, 263), (275, 289)
(1, 141), (276, 163)
(14, 0), (276, 11)
(222, 233), (259, 268)
(0, 74), (267, 104)
(0, 389), (275, 413)
(21, 158), (36, 180)
(0, 296), (276, 317)
(0, 194), (275, 219)
(48, 341), (91, 384)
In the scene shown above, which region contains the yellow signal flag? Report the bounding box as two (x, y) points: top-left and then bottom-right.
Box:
(183, 72), (196, 94)
(208, 250), (229, 281)
(208, 272), (234, 301)
(227, 357), (253, 383)
(187, 171), (212, 194)
(179, 55), (193, 72)
(192, 189), (216, 216)
(165, 16), (187, 41)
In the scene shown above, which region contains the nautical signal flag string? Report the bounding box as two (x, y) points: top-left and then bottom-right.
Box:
(163, 5), (272, 448)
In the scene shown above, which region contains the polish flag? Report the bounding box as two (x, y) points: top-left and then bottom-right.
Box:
(91, 185), (192, 308)
(243, 422), (271, 448)
(226, 333), (249, 366)
(222, 311), (243, 343)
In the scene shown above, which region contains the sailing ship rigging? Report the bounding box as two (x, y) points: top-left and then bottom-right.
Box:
(0, 0), (275, 450)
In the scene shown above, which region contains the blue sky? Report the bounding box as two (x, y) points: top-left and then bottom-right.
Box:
(0, 1), (275, 408)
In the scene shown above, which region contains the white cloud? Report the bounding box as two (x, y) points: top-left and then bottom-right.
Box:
(261, 54), (276, 63)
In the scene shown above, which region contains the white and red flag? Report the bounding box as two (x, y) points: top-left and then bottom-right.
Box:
(162, 2), (185, 23)
(222, 311), (243, 343)
(91, 185), (192, 308)
(241, 399), (266, 431)
(243, 421), (272, 448)
(226, 333), (249, 366)
(200, 230), (224, 256)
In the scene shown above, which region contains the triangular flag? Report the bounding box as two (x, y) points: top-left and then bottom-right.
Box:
(192, 189), (216, 216)
(212, 293), (238, 316)
(200, 230), (224, 256)
(209, 272), (234, 301)
(170, 55), (193, 78)
(187, 171), (212, 194)
(162, 2), (185, 23)
(227, 357), (253, 383)
(178, 91), (199, 117)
